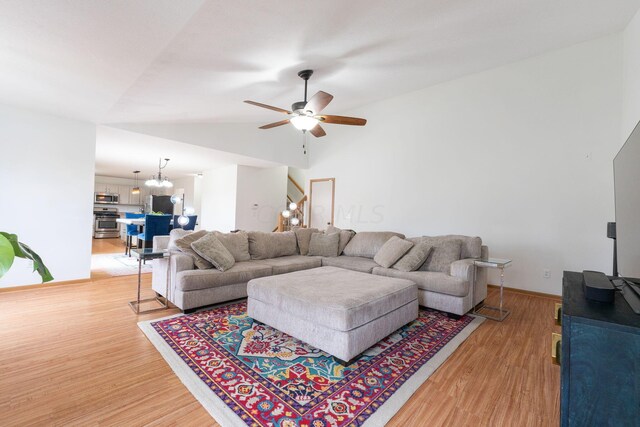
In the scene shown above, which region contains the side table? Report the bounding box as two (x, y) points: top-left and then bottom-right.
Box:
(129, 248), (171, 314)
(472, 258), (512, 321)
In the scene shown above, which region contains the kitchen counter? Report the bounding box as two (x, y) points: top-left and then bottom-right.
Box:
(116, 218), (145, 226)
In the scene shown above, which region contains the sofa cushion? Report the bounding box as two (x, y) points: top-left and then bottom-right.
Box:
(248, 231), (298, 259)
(190, 232), (235, 272)
(255, 255), (322, 275)
(410, 237), (463, 273)
(393, 241), (433, 272)
(294, 227), (319, 255)
(168, 228), (192, 252)
(213, 231), (250, 262)
(326, 225), (356, 255)
(342, 231), (405, 258)
(321, 255), (379, 273)
(374, 236), (414, 268)
(247, 266), (417, 332)
(176, 261), (272, 292)
(442, 235), (482, 259)
(372, 267), (469, 297)
(174, 230), (213, 269)
(308, 232), (340, 257)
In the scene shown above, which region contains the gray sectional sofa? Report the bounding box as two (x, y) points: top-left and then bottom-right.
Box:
(152, 228), (488, 316)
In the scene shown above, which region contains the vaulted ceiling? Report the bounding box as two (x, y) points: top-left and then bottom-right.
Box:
(2, 0), (639, 126)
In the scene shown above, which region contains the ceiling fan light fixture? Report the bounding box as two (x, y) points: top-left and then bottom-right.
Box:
(145, 158), (173, 188)
(245, 69), (366, 138)
(290, 115), (319, 131)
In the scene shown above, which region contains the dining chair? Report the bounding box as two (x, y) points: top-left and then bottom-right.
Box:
(137, 214), (172, 253)
(124, 212), (145, 257)
(172, 215), (198, 231)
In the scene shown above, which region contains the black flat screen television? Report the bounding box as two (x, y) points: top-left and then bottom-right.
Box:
(614, 120), (640, 282)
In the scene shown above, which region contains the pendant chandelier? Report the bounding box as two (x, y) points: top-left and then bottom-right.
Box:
(145, 158), (173, 188)
(131, 170), (141, 194)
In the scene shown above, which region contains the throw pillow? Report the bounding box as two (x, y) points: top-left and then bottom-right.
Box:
(190, 232), (235, 272)
(248, 231), (298, 259)
(373, 236), (414, 268)
(168, 228), (192, 252)
(342, 231), (406, 258)
(294, 228), (319, 255)
(173, 230), (213, 269)
(326, 225), (356, 255)
(213, 230), (250, 261)
(416, 238), (463, 273)
(393, 241), (433, 272)
(307, 232), (340, 257)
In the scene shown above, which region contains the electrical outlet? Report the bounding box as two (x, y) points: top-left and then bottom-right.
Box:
(543, 269), (551, 279)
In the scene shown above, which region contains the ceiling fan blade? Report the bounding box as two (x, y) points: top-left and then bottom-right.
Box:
(309, 124), (326, 138)
(244, 100), (291, 114)
(259, 119), (290, 129)
(304, 91), (333, 114)
(318, 115), (367, 126)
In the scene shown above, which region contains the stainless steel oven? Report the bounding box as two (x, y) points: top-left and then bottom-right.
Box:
(94, 207), (120, 239)
(95, 192), (119, 204)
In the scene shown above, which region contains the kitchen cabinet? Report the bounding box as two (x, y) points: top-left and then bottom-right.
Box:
(94, 182), (118, 194)
(93, 180), (146, 206)
(118, 185), (131, 205)
(128, 187), (142, 205)
(132, 184), (148, 206)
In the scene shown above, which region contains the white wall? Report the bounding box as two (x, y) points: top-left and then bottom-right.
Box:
(235, 165), (287, 232)
(0, 104), (96, 287)
(288, 167), (307, 190)
(306, 35), (623, 295)
(171, 176), (196, 216)
(622, 9), (640, 139)
(94, 175), (136, 186)
(113, 122), (309, 169)
(200, 165), (238, 232)
(199, 164), (287, 232)
(193, 175), (203, 227)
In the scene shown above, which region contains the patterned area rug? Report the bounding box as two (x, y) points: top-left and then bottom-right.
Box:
(139, 302), (483, 427)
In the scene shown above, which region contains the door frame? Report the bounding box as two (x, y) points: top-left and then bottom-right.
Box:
(308, 178), (336, 229)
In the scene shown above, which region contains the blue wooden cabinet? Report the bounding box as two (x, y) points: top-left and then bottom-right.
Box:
(561, 271), (640, 426)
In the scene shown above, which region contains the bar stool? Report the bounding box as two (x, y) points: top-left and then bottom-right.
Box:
(125, 212), (145, 256)
(172, 215), (198, 231)
(138, 214), (172, 253)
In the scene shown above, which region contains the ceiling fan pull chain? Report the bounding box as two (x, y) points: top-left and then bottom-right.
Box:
(302, 130), (307, 154)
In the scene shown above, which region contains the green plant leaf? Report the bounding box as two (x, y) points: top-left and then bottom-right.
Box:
(0, 232), (53, 283)
(17, 242), (54, 282)
(0, 232), (25, 258)
(0, 234), (15, 279)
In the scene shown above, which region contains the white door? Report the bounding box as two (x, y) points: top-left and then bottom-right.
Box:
(309, 178), (335, 230)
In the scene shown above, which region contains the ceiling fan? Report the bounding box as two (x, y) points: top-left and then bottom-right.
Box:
(244, 69), (367, 138)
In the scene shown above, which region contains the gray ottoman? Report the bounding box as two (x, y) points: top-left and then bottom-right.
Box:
(247, 266), (419, 362)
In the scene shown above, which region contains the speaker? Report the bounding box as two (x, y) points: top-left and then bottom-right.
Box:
(607, 222), (618, 276)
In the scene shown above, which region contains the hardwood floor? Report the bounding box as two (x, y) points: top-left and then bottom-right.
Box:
(92, 237), (127, 255)
(90, 238), (132, 280)
(0, 276), (561, 426)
